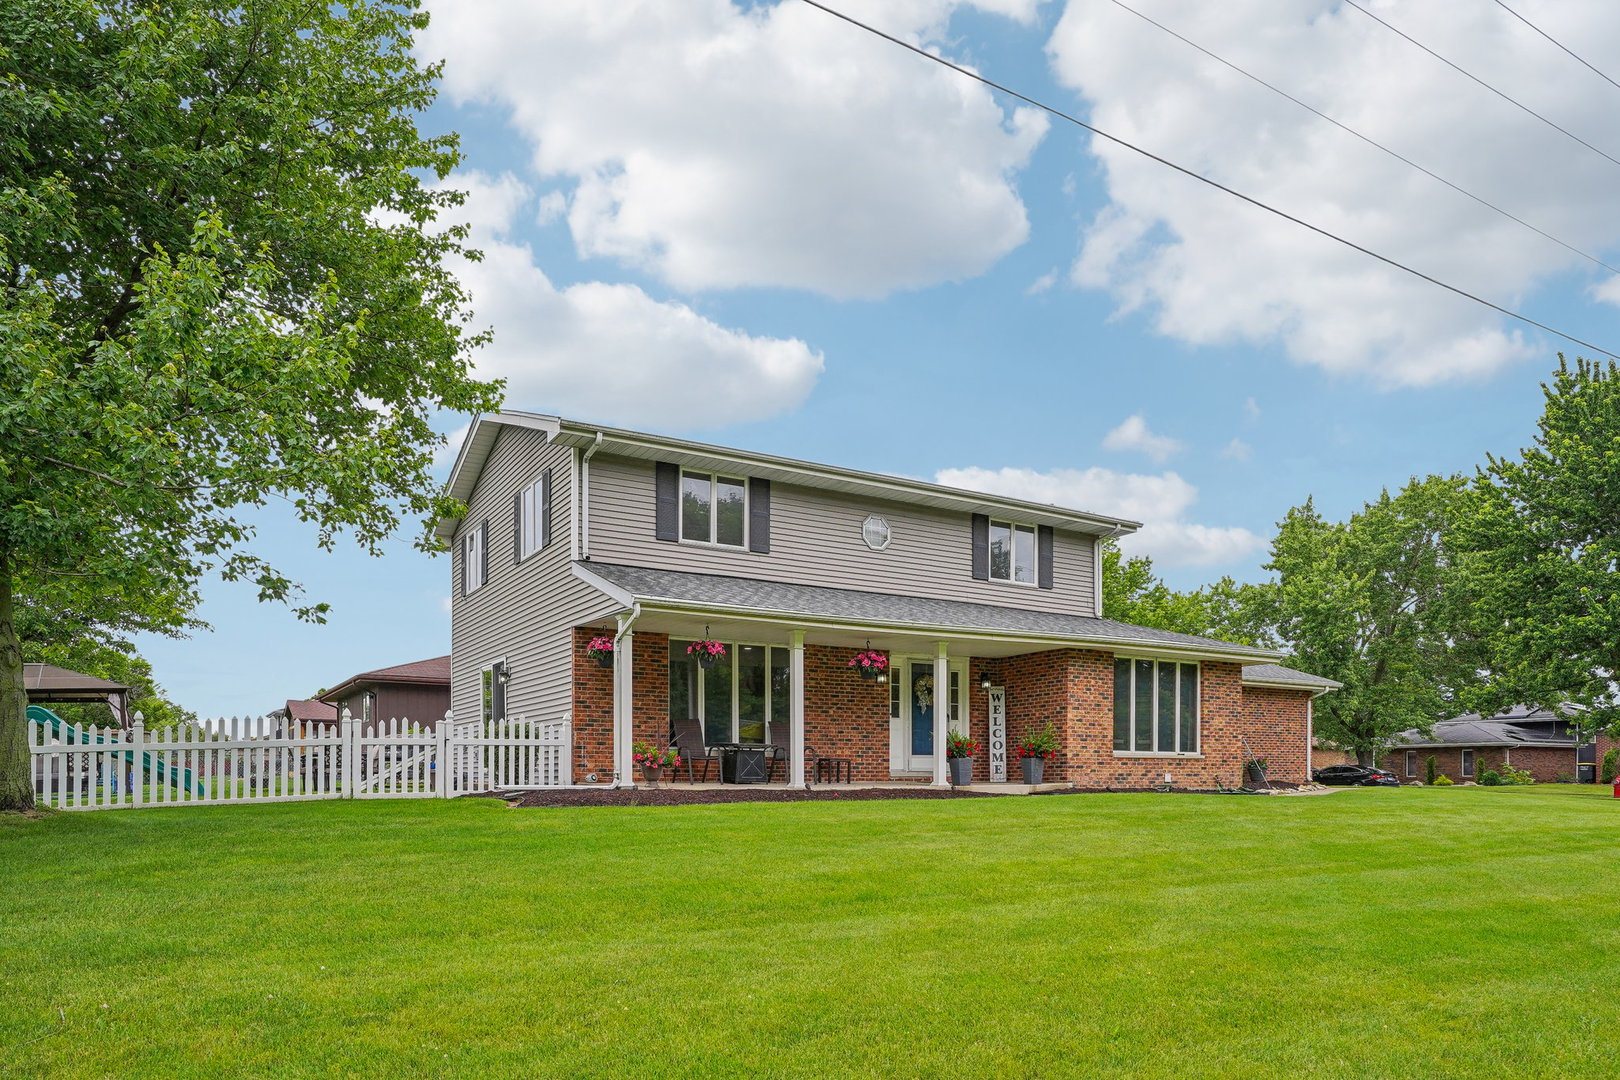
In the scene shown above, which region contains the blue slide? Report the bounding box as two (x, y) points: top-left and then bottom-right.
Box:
(27, 704), (207, 796)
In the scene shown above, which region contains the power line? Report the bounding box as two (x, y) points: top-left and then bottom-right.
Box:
(1341, 0), (1620, 171)
(1103, 0), (1620, 277)
(794, 0), (1620, 362)
(1490, 0), (1620, 95)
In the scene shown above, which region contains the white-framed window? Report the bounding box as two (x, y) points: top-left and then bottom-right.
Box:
(518, 473), (549, 560)
(670, 640), (789, 746)
(1405, 750), (1417, 777)
(989, 519), (1037, 584)
(1112, 657), (1199, 755)
(1461, 749), (1475, 778)
(680, 470), (747, 547)
(480, 660), (507, 724)
(462, 520), (488, 594)
(361, 692), (375, 725)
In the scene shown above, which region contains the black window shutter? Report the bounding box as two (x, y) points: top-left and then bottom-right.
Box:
(459, 532), (468, 596)
(492, 661), (507, 722)
(654, 462), (679, 542)
(971, 514), (989, 580)
(540, 468), (553, 549)
(513, 490), (524, 562)
(1038, 525), (1055, 590)
(748, 478), (771, 553)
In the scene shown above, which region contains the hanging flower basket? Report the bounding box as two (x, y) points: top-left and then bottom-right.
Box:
(848, 649), (889, 681)
(585, 634), (615, 669)
(687, 639), (727, 670)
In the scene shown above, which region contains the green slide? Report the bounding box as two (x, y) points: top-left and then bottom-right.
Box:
(27, 704), (207, 797)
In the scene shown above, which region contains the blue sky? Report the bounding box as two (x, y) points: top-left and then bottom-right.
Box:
(135, 0), (1620, 716)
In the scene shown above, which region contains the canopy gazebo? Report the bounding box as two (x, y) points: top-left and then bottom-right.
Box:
(24, 663), (132, 728)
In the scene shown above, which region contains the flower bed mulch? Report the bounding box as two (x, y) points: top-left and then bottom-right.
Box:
(481, 786), (1006, 808)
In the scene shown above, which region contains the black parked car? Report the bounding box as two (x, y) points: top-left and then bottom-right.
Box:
(1313, 764), (1402, 787)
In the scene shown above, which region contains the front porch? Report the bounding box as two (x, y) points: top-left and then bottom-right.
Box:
(567, 610), (1253, 793)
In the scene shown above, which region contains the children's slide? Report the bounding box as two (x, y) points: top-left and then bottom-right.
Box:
(27, 704), (207, 796)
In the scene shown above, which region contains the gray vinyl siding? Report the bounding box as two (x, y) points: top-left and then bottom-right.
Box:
(449, 427), (618, 726)
(586, 455), (1099, 616)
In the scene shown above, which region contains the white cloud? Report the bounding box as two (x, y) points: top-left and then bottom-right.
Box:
(422, 0), (1048, 299)
(1026, 268), (1060, 295)
(1220, 438), (1252, 461)
(1101, 414), (1183, 463)
(1047, 0), (1620, 386)
(934, 465), (1264, 567)
(446, 172), (823, 429)
(1242, 396), (1261, 424)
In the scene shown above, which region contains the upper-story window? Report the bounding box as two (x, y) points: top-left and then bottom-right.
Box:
(681, 470), (747, 547)
(517, 471), (550, 561)
(989, 520), (1037, 584)
(462, 520), (488, 594)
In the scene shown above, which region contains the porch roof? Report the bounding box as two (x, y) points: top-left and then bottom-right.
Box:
(1240, 663), (1342, 692)
(574, 562), (1280, 662)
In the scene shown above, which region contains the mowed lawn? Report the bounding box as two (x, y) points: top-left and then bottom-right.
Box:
(4, 788), (1620, 1079)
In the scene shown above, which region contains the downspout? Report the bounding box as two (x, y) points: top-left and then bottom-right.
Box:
(580, 431), (605, 561)
(1094, 524), (1130, 617)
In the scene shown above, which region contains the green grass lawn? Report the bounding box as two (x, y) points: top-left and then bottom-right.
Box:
(4, 787), (1619, 1079)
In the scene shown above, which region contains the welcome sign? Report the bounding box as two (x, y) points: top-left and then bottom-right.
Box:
(987, 686), (1007, 782)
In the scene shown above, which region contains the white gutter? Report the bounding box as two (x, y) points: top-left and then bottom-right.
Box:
(580, 431), (605, 561)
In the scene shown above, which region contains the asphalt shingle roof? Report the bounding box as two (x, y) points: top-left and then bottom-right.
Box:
(580, 562), (1278, 660)
(1240, 663), (1342, 690)
(1389, 708), (1584, 749)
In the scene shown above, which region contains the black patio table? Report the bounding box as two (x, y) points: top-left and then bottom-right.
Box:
(716, 743), (769, 784)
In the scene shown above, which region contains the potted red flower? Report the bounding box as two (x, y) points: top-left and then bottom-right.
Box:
(848, 649), (889, 681)
(945, 730), (978, 787)
(686, 638), (727, 671)
(1013, 723), (1058, 784)
(632, 742), (681, 784)
(585, 634), (615, 669)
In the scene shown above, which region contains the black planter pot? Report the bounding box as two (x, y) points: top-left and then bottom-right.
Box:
(592, 651), (614, 669)
(948, 756), (974, 787)
(1021, 757), (1046, 785)
(695, 652), (719, 670)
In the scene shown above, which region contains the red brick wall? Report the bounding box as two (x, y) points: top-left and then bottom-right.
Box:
(1237, 686), (1313, 784)
(1379, 745), (1585, 784)
(802, 645), (900, 782)
(570, 628), (671, 784)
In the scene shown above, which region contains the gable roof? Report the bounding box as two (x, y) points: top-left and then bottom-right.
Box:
(437, 412), (1144, 540)
(574, 561), (1279, 662)
(24, 663), (129, 695)
(1240, 663), (1342, 692)
(283, 698), (338, 724)
(320, 655), (451, 703)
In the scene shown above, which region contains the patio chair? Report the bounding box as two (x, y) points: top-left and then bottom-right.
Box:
(670, 718), (720, 783)
(765, 724), (790, 782)
(807, 744), (852, 785)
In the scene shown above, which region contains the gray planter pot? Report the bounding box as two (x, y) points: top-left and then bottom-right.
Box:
(948, 756), (974, 787)
(1021, 757), (1046, 785)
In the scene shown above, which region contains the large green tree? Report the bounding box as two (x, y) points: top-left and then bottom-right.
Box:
(0, 1), (500, 809)
(1455, 357), (1620, 731)
(1259, 480), (1478, 764)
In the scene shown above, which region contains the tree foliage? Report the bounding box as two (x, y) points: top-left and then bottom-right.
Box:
(1256, 480), (1479, 763)
(0, 0), (501, 809)
(1454, 357), (1620, 731)
(1099, 541), (1273, 648)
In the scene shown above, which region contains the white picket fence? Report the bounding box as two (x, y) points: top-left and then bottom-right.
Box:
(27, 712), (572, 811)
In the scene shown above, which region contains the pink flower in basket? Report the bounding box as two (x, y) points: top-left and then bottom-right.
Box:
(687, 640), (727, 658)
(585, 635), (615, 656)
(848, 650), (889, 672)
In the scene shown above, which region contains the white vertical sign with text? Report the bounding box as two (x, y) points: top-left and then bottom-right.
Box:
(987, 687), (1007, 782)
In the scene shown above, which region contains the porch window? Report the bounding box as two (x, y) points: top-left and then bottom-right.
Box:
(680, 471), (747, 547)
(988, 520), (1037, 584)
(672, 640), (790, 746)
(1112, 657), (1199, 754)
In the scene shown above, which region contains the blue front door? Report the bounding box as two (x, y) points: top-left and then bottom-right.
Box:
(909, 662), (935, 766)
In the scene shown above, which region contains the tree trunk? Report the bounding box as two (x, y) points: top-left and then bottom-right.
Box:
(1356, 748), (1375, 767)
(0, 553), (35, 811)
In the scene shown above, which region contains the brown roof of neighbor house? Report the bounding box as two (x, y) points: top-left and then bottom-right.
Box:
(320, 655), (451, 704)
(283, 698), (338, 724)
(23, 663), (130, 696)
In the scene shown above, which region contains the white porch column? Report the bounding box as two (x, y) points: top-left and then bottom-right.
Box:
(932, 641), (950, 787)
(790, 630), (806, 788)
(613, 625), (635, 787)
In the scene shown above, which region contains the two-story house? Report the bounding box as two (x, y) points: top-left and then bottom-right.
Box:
(438, 413), (1337, 790)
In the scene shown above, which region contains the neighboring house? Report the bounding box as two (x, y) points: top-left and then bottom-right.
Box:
(277, 698), (338, 736)
(1380, 705), (1614, 784)
(317, 656), (452, 730)
(439, 413), (1337, 789)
